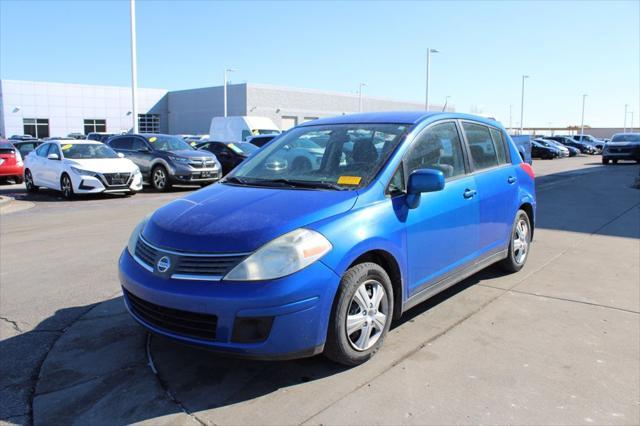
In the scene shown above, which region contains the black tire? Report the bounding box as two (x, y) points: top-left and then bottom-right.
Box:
(324, 262), (394, 366)
(24, 169), (38, 192)
(602, 157), (609, 164)
(60, 173), (74, 200)
(151, 165), (172, 192)
(499, 209), (532, 273)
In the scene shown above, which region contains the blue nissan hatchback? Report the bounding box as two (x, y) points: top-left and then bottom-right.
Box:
(119, 112), (536, 365)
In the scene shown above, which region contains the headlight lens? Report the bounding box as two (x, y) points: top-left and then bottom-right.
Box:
(224, 228), (332, 281)
(127, 215), (150, 257)
(71, 166), (95, 176)
(169, 155), (190, 164)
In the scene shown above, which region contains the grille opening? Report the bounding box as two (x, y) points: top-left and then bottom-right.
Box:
(125, 289), (217, 340)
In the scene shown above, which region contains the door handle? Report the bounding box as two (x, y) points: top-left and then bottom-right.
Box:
(463, 189), (477, 199)
(507, 176), (517, 184)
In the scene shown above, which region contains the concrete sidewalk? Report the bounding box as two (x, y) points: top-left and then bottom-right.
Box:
(9, 161), (640, 425)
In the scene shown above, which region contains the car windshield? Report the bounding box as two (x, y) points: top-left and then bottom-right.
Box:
(226, 123), (409, 190)
(227, 142), (258, 155)
(611, 134), (640, 142)
(148, 135), (193, 152)
(61, 143), (120, 159)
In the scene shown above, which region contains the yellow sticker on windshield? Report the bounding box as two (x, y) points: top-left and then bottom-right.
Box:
(337, 176), (362, 185)
(61, 144), (73, 151)
(149, 137), (157, 143)
(227, 143), (243, 154)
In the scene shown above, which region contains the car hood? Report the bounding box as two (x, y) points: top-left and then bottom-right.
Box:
(66, 158), (137, 173)
(163, 149), (216, 159)
(142, 183), (358, 253)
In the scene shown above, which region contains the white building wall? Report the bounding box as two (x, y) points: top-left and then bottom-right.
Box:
(0, 80), (168, 138)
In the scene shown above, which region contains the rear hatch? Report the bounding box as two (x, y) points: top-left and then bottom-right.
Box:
(0, 146), (18, 167)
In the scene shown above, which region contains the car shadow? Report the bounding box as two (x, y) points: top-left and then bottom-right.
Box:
(0, 185), (200, 203)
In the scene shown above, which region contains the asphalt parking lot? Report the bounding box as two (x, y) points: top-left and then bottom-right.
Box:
(1, 156), (639, 425)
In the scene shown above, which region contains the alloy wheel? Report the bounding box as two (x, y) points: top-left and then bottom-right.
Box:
(61, 175), (72, 199)
(346, 279), (388, 351)
(513, 218), (529, 265)
(153, 168), (166, 190)
(25, 170), (33, 190)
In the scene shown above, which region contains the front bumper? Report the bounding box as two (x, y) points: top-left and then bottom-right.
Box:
(603, 147), (640, 160)
(72, 172), (143, 194)
(170, 164), (221, 184)
(119, 249), (341, 358)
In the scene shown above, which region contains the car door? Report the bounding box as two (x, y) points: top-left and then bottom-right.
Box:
(44, 143), (65, 188)
(403, 121), (480, 295)
(130, 137), (154, 176)
(462, 121), (518, 257)
(30, 143), (50, 186)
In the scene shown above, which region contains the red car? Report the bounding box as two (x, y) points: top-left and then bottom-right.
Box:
(0, 141), (24, 184)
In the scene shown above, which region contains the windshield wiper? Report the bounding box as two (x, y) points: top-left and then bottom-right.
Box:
(264, 179), (346, 190)
(223, 176), (252, 185)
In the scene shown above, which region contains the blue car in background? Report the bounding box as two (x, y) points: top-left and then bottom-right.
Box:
(119, 112), (536, 365)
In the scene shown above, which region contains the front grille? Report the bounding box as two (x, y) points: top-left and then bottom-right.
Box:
(189, 159), (216, 169)
(101, 172), (132, 187)
(125, 289), (217, 340)
(134, 237), (247, 279)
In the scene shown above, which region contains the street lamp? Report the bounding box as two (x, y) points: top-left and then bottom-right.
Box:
(425, 48), (440, 111)
(358, 83), (367, 113)
(630, 111), (635, 131)
(129, 0), (139, 133)
(519, 75), (529, 134)
(442, 96), (451, 112)
(580, 94), (587, 137)
(624, 104), (628, 132)
(223, 68), (237, 118)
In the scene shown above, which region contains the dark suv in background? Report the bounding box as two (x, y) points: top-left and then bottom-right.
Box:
(107, 134), (221, 191)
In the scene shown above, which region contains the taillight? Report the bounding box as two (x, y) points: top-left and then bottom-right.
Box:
(520, 162), (535, 179)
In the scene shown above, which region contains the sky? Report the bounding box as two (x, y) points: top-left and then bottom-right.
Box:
(1, 0), (639, 128)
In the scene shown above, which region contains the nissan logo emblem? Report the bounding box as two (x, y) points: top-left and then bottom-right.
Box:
(156, 256), (171, 273)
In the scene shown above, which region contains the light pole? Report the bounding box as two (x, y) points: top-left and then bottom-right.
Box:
(580, 94), (587, 137)
(630, 111), (635, 131)
(223, 68), (236, 118)
(358, 83), (367, 112)
(624, 104), (628, 132)
(129, 0), (138, 133)
(442, 96), (451, 112)
(508, 104), (513, 132)
(519, 75), (529, 134)
(425, 48), (439, 111)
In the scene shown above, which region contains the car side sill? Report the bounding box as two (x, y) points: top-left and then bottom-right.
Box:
(401, 249), (508, 314)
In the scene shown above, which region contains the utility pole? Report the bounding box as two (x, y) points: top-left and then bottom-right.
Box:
(519, 75), (529, 134)
(425, 48), (439, 111)
(223, 68), (236, 117)
(358, 83), (367, 112)
(580, 94), (587, 137)
(129, 0), (138, 133)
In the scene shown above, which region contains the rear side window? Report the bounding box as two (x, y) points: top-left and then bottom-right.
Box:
(489, 128), (509, 164)
(35, 143), (50, 157)
(405, 122), (466, 180)
(462, 122), (499, 170)
(110, 137), (133, 150)
(131, 138), (148, 151)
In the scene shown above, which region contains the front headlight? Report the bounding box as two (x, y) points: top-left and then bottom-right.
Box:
(127, 215), (150, 257)
(71, 166), (95, 176)
(169, 155), (190, 164)
(224, 228), (332, 281)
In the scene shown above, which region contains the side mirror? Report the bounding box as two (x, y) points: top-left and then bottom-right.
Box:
(117, 152), (125, 158)
(47, 153), (59, 161)
(405, 168), (445, 209)
(137, 147), (150, 153)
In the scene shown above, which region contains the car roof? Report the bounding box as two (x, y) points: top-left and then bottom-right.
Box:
(297, 111), (501, 128)
(45, 139), (103, 145)
(612, 132), (640, 136)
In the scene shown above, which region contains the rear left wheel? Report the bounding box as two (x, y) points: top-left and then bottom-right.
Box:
(324, 262), (393, 366)
(499, 209), (531, 273)
(24, 169), (38, 192)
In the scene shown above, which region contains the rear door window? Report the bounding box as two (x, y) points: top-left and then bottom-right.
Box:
(462, 122), (499, 171)
(110, 137), (133, 150)
(489, 128), (509, 164)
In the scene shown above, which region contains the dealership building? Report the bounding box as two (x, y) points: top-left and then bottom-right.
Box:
(0, 79), (445, 139)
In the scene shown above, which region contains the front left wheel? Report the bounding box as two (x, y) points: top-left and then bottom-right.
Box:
(324, 262), (394, 366)
(60, 173), (74, 200)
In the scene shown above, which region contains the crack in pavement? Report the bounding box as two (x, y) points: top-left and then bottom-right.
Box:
(0, 315), (24, 333)
(145, 333), (208, 426)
